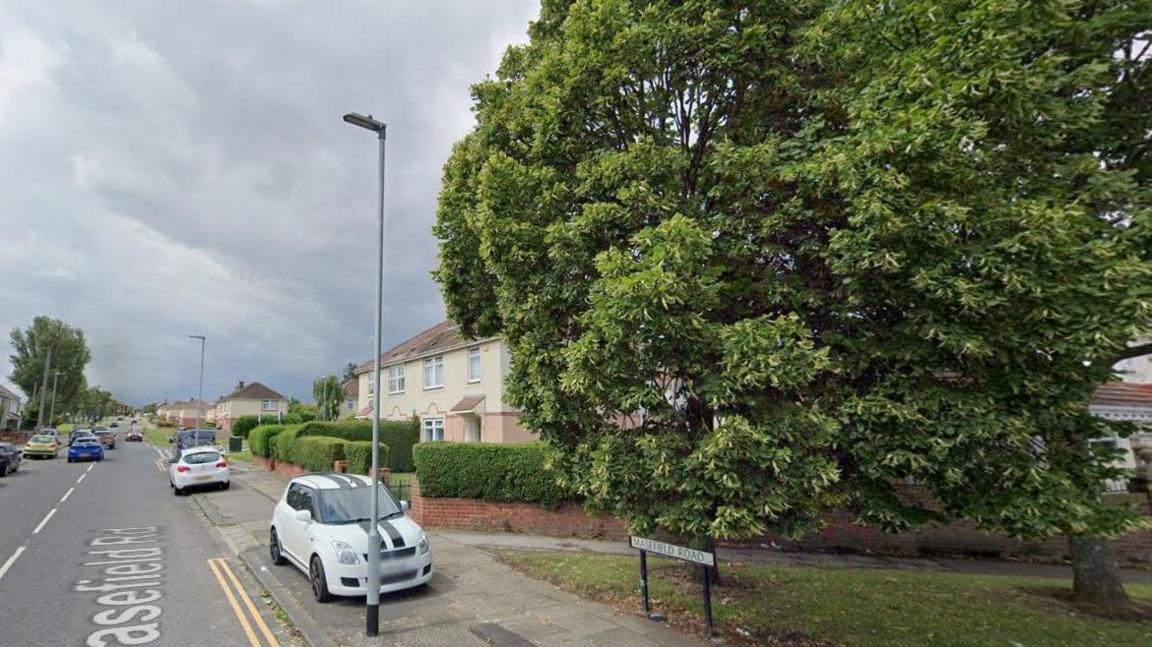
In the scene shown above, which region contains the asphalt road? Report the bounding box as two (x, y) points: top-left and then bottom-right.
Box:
(0, 438), (295, 647)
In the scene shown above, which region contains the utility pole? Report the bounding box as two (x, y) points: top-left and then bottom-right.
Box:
(35, 346), (52, 431)
(48, 370), (60, 427)
(189, 335), (206, 435)
(343, 110), (388, 637)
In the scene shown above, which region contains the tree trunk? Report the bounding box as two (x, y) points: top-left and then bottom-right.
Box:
(1067, 534), (1130, 605)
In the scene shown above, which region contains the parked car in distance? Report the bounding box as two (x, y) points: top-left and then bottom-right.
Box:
(93, 429), (117, 450)
(110, 422), (119, 428)
(126, 430), (143, 442)
(0, 443), (21, 476)
(67, 438), (104, 463)
(69, 429), (96, 446)
(173, 429), (217, 453)
(22, 435), (59, 459)
(169, 447), (229, 495)
(269, 473), (432, 602)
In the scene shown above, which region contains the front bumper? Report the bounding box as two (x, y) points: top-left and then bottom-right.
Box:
(23, 448), (57, 457)
(69, 452), (102, 461)
(325, 549), (433, 596)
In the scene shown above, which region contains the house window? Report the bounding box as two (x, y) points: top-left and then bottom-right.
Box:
(346, 398), (355, 411)
(367, 373), (375, 396)
(468, 347), (481, 383)
(388, 365), (405, 394)
(423, 356), (444, 389)
(261, 399), (278, 412)
(422, 418), (444, 442)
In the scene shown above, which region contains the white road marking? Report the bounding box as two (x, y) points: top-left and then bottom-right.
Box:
(32, 508), (57, 534)
(60, 487), (75, 503)
(0, 546), (26, 581)
(77, 473), (87, 484)
(87, 463), (95, 472)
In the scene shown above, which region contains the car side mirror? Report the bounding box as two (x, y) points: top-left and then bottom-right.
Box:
(292, 509), (312, 523)
(400, 500), (409, 513)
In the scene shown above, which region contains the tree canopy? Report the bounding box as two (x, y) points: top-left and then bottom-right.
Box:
(9, 315), (91, 426)
(434, 0), (1151, 548)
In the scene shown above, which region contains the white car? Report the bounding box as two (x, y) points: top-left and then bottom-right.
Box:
(269, 473), (433, 601)
(169, 447), (230, 495)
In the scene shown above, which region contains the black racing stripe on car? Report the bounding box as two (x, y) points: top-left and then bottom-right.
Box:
(380, 520), (405, 548)
(316, 474), (351, 489)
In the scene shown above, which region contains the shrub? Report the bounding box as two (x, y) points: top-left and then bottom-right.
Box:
(156, 419), (176, 428)
(345, 441), (390, 476)
(287, 420), (418, 472)
(249, 424), (285, 458)
(295, 436), (348, 472)
(413, 443), (565, 506)
(232, 416), (261, 439)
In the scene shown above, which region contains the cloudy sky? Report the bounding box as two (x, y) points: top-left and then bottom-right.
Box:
(0, 0), (538, 405)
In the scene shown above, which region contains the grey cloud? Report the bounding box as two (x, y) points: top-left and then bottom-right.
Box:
(0, 0), (538, 404)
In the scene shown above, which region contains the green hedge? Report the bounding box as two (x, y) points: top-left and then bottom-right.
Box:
(413, 443), (564, 506)
(233, 416), (261, 439)
(288, 419), (418, 472)
(345, 441), (390, 476)
(295, 436), (348, 472)
(250, 424), (286, 457)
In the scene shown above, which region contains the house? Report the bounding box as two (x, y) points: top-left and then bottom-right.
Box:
(0, 385), (21, 431)
(354, 320), (532, 444)
(214, 381), (289, 434)
(339, 378), (359, 420)
(1089, 381), (1152, 474)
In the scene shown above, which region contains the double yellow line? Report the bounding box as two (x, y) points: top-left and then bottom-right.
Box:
(207, 557), (281, 647)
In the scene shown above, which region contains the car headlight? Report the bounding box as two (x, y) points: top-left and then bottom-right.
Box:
(333, 540), (360, 565)
(418, 533), (430, 555)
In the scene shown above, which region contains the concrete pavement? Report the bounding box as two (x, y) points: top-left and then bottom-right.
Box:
(0, 439), (301, 647)
(192, 464), (707, 647)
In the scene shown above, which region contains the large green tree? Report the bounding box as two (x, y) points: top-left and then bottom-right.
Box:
(435, 0), (1151, 603)
(9, 316), (91, 426)
(313, 374), (343, 421)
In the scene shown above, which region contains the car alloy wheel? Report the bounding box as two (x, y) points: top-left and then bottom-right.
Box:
(309, 556), (332, 603)
(269, 529), (287, 566)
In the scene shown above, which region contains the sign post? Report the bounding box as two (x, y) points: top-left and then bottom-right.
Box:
(629, 536), (716, 640)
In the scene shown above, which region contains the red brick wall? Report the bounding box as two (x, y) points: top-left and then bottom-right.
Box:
(408, 477), (627, 540)
(739, 490), (1152, 565)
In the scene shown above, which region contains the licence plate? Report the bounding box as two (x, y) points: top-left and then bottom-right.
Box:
(194, 475), (212, 481)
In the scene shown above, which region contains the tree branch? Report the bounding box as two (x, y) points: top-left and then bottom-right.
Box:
(1112, 342), (1152, 364)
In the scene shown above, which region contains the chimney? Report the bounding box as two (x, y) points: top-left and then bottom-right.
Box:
(237, 380), (245, 389)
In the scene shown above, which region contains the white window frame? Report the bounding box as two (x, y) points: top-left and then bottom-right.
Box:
(260, 399), (278, 412)
(388, 364), (405, 394)
(467, 347), (481, 383)
(423, 355), (444, 389)
(367, 372), (375, 396)
(346, 398), (355, 411)
(422, 417), (444, 442)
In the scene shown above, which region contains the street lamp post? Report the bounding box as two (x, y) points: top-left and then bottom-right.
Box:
(189, 335), (206, 438)
(343, 111), (387, 637)
(48, 370), (60, 427)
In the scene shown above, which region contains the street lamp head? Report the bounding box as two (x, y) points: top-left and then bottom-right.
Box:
(189, 335), (206, 340)
(343, 112), (386, 134)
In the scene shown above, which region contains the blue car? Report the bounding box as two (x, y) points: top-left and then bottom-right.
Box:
(68, 438), (105, 463)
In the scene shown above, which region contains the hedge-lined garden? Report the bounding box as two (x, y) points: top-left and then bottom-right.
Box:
(413, 443), (565, 506)
(249, 419), (412, 475)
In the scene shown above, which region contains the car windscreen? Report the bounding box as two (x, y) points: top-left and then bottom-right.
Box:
(73, 440), (99, 447)
(183, 452), (221, 465)
(315, 485), (401, 524)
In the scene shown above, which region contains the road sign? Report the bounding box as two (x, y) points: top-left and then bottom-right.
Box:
(629, 536), (718, 640)
(629, 536), (715, 566)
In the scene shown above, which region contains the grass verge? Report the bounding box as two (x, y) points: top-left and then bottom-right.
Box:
(495, 551), (1152, 646)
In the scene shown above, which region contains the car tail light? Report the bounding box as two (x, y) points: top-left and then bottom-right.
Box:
(215, 460), (227, 468)
(176, 465), (191, 473)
